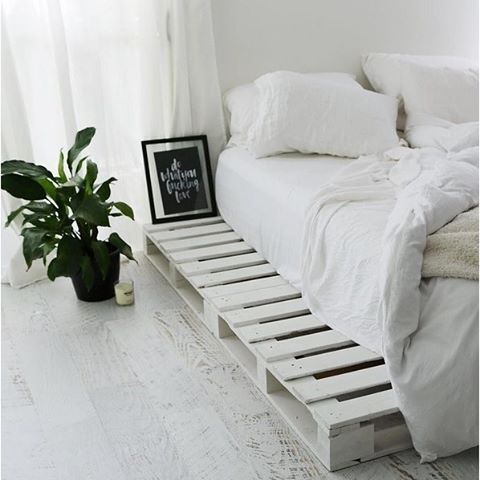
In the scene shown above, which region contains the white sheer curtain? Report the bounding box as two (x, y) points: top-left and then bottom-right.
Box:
(1, 0), (226, 287)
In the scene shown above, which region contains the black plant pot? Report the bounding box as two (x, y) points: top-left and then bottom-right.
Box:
(71, 247), (120, 302)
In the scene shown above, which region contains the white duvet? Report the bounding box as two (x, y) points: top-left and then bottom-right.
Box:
(302, 119), (479, 461)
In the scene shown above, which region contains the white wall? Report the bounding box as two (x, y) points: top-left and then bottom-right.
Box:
(211, 0), (479, 91)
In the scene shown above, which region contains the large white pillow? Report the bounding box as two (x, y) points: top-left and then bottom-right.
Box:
(402, 62), (478, 124)
(362, 53), (479, 126)
(224, 71), (360, 147)
(247, 71), (399, 158)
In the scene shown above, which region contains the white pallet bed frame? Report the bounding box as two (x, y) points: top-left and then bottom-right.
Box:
(143, 216), (412, 471)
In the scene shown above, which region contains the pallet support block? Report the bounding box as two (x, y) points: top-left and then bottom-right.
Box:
(317, 422), (375, 470)
(202, 301), (216, 334)
(169, 262), (185, 288)
(257, 362), (283, 394)
(143, 233), (157, 256)
(143, 218), (412, 471)
(208, 306), (233, 339)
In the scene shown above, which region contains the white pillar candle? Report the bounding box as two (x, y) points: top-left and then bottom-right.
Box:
(114, 280), (135, 306)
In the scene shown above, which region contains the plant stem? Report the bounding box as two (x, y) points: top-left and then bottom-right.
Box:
(76, 219), (91, 249)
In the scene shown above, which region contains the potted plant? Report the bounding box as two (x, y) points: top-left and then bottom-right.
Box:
(1, 127), (136, 302)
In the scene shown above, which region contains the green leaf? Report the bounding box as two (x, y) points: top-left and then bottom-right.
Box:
(42, 240), (57, 265)
(74, 195), (110, 227)
(108, 232), (135, 261)
(5, 205), (26, 227)
(7, 201), (56, 227)
(69, 191), (83, 212)
(74, 156), (88, 174)
(57, 150), (67, 183)
(113, 201), (134, 220)
(47, 251), (77, 281)
(57, 235), (82, 258)
(22, 212), (59, 230)
(35, 178), (58, 200)
(91, 241), (110, 280)
(67, 127), (96, 172)
(79, 255), (95, 291)
(95, 177), (116, 201)
(47, 257), (65, 281)
(59, 175), (83, 188)
(84, 160), (98, 193)
(21, 227), (50, 268)
(1, 160), (54, 179)
(26, 201), (56, 214)
(2, 174), (46, 201)
(54, 235), (83, 277)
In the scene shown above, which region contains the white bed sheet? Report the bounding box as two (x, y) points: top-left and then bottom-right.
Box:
(215, 146), (353, 289)
(215, 146), (478, 354)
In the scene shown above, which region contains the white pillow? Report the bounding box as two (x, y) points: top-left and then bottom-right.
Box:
(224, 71), (361, 147)
(247, 71), (399, 158)
(405, 111), (479, 153)
(402, 62), (478, 124)
(362, 53), (479, 126)
(223, 83), (256, 147)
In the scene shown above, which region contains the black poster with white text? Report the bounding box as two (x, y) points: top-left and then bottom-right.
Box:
(154, 147), (208, 215)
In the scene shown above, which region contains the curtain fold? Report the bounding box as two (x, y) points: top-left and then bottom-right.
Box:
(1, 0), (226, 287)
(169, 0), (226, 169)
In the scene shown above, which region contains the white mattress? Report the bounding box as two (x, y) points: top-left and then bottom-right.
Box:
(215, 146), (353, 288)
(215, 147), (478, 337)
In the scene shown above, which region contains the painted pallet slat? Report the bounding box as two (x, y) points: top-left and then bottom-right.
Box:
(143, 215), (223, 233)
(142, 217), (412, 472)
(224, 298), (310, 328)
(189, 264), (277, 288)
(238, 314), (322, 343)
(161, 231), (241, 253)
(271, 345), (382, 381)
(256, 330), (353, 362)
(153, 222), (232, 242)
(202, 275), (286, 299)
(211, 284), (300, 312)
(170, 241), (254, 263)
(311, 390), (400, 430)
(180, 252), (266, 276)
(292, 364), (390, 404)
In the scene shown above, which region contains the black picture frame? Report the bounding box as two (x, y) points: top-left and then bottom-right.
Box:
(141, 135), (217, 224)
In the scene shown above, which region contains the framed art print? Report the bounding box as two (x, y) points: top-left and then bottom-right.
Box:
(141, 135), (216, 224)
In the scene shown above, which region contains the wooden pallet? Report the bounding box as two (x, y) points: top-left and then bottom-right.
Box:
(143, 217), (412, 471)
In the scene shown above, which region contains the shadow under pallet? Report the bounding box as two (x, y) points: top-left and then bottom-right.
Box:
(143, 216), (412, 471)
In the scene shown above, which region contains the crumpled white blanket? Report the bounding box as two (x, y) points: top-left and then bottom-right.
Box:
(302, 119), (479, 461)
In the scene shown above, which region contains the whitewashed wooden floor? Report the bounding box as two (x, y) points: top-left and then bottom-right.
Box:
(2, 254), (478, 480)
